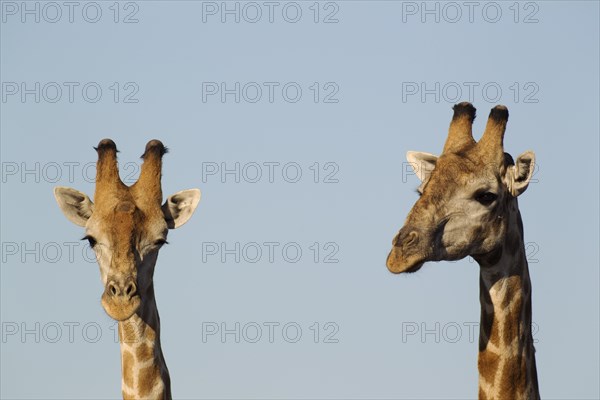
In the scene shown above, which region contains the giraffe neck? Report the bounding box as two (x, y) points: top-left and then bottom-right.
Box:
(118, 285), (171, 400)
(475, 208), (539, 400)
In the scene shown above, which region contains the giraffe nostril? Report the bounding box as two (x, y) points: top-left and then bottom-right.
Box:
(108, 282), (119, 296)
(106, 279), (137, 299)
(405, 231), (419, 247)
(125, 282), (137, 298)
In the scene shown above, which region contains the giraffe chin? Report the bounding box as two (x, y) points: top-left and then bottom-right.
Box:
(101, 295), (142, 321)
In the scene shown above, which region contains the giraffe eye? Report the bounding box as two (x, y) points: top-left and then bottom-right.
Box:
(82, 235), (97, 248)
(475, 191), (498, 205)
(154, 239), (168, 247)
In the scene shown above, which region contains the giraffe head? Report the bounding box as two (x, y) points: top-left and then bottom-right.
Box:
(387, 103), (535, 274)
(54, 139), (200, 320)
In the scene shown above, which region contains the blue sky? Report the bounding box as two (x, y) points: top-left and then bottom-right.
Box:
(1, 1), (599, 399)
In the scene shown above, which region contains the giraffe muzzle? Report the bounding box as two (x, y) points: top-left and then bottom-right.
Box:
(101, 277), (141, 321)
(387, 228), (428, 274)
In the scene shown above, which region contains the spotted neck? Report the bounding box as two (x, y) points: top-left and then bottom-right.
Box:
(475, 207), (539, 400)
(118, 286), (171, 400)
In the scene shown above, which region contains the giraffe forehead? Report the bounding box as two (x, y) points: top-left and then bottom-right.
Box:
(113, 207), (166, 238)
(112, 205), (142, 238)
(438, 152), (481, 174)
(89, 199), (165, 243)
(431, 152), (499, 188)
(94, 185), (163, 219)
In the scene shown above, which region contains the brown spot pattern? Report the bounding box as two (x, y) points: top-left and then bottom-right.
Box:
(122, 351), (134, 386)
(478, 350), (500, 383)
(138, 365), (161, 397)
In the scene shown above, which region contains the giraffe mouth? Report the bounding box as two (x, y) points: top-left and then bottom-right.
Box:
(101, 294), (142, 321)
(404, 262), (424, 273)
(386, 247), (426, 274)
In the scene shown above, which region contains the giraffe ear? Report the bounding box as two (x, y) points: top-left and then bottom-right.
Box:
(406, 151), (438, 184)
(162, 189), (201, 229)
(54, 186), (94, 227)
(504, 151), (536, 197)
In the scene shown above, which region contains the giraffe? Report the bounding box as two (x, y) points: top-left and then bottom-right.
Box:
(54, 139), (201, 400)
(386, 102), (539, 399)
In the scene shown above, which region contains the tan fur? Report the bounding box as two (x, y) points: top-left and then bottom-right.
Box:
(54, 139), (201, 399)
(122, 351), (134, 385)
(92, 140), (171, 399)
(119, 311), (166, 399)
(387, 103), (539, 399)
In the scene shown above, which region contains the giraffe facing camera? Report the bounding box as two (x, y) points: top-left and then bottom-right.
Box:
(54, 139), (201, 400)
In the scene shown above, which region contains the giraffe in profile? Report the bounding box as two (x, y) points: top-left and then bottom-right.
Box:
(387, 103), (539, 399)
(54, 139), (200, 399)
